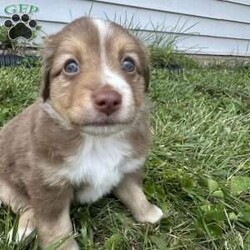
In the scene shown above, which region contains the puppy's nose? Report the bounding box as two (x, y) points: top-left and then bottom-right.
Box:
(93, 90), (122, 115)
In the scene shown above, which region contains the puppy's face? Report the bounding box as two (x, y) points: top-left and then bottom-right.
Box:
(41, 17), (149, 135)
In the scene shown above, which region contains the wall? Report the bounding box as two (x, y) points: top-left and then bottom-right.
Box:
(0, 0), (249, 56)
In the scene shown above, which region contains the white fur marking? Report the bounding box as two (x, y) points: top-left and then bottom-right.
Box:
(93, 19), (108, 65)
(93, 19), (135, 118)
(66, 134), (132, 186)
(104, 67), (135, 118)
(52, 133), (145, 203)
(142, 205), (164, 224)
(77, 156), (145, 203)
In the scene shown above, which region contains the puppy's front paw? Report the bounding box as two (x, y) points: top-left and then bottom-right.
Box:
(135, 204), (163, 224)
(7, 225), (34, 244)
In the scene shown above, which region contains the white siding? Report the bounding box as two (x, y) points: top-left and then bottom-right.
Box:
(0, 0), (250, 56)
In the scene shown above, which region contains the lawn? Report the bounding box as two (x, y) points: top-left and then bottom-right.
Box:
(0, 64), (250, 249)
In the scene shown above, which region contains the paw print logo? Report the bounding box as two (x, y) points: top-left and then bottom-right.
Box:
(4, 14), (37, 40)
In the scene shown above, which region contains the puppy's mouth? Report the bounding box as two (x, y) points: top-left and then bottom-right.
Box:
(82, 111), (136, 127)
(80, 116), (136, 135)
(84, 120), (131, 127)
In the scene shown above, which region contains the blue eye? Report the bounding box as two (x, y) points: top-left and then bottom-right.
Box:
(121, 57), (135, 72)
(64, 59), (79, 74)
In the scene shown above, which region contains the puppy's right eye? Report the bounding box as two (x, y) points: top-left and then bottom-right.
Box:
(64, 59), (79, 74)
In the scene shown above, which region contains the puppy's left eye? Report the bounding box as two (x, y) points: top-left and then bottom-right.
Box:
(64, 59), (79, 74)
(121, 57), (135, 72)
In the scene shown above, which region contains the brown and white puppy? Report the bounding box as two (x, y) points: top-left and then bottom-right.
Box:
(0, 17), (163, 249)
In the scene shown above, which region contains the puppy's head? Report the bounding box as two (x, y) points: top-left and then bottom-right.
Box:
(41, 17), (149, 135)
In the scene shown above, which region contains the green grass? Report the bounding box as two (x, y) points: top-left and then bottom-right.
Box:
(0, 65), (250, 249)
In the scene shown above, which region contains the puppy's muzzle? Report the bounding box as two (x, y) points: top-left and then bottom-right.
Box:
(92, 88), (122, 116)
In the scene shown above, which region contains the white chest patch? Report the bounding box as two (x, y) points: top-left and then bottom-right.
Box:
(56, 134), (144, 203)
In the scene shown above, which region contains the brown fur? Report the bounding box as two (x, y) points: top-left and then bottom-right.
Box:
(0, 17), (162, 249)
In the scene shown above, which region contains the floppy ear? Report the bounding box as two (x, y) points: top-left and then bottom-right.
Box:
(40, 36), (56, 102)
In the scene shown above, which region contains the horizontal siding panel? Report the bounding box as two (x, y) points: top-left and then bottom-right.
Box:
(8, 19), (248, 57)
(0, 0), (249, 57)
(92, 0), (250, 24)
(223, 0), (250, 6)
(1, 1), (248, 40)
(139, 31), (250, 56)
(1, 0), (249, 25)
(74, 2), (250, 40)
(178, 36), (250, 56)
(87, 5), (250, 39)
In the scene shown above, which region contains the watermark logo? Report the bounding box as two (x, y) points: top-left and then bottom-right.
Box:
(4, 4), (39, 15)
(2, 4), (39, 40)
(4, 14), (37, 40)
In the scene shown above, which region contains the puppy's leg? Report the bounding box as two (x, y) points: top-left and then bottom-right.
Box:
(114, 172), (163, 224)
(8, 208), (36, 243)
(17, 208), (35, 240)
(0, 179), (35, 241)
(31, 185), (79, 250)
(0, 179), (27, 213)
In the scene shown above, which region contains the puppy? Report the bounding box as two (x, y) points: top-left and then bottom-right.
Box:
(0, 17), (163, 249)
